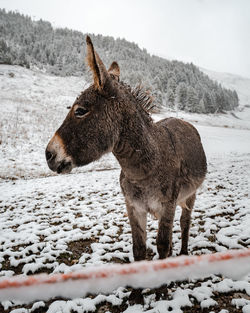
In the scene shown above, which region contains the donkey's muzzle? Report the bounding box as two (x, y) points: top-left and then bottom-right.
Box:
(45, 147), (73, 174)
(46, 132), (74, 174)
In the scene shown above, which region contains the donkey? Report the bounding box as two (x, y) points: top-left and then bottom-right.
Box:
(46, 36), (207, 262)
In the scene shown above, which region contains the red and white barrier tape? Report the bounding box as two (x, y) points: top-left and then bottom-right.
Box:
(0, 248), (250, 302)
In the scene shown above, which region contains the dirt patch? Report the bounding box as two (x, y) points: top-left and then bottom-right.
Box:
(56, 239), (96, 266)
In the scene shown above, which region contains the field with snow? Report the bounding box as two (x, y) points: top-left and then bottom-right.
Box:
(0, 65), (250, 312)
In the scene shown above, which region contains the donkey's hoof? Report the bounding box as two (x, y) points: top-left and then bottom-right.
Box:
(128, 289), (144, 305)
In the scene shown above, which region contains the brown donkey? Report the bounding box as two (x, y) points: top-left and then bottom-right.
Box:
(46, 36), (207, 261)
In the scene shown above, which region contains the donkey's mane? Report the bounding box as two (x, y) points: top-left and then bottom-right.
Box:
(120, 81), (155, 116)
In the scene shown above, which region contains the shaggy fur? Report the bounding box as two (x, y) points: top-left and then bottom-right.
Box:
(46, 36), (207, 263)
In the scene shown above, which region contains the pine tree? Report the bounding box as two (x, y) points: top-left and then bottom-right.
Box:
(0, 39), (12, 64)
(198, 97), (205, 113)
(166, 89), (175, 108)
(175, 83), (187, 110)
(232, 90), (239, 109)
(203, 92), (214, 113)
(167, 77), (177, 94)
(186, 86), (199, 113)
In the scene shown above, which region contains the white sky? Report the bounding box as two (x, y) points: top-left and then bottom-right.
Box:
(1, 0), (250, 78)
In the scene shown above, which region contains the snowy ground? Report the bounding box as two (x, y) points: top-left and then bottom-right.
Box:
(0, 65), (250, 312)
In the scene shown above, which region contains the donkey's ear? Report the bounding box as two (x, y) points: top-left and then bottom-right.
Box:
(86, 35), (108, 90)
(108, 62), (120, 81)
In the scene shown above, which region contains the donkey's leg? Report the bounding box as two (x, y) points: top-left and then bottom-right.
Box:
(180, 193), (196, 255)
(157, 201), (176, 259)
(126, 203), (147, 261)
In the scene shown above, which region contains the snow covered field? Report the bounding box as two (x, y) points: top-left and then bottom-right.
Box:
(0, 65), (250, 312)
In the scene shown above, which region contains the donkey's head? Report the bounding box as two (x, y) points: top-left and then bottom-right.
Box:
(45, 36), (122, 174)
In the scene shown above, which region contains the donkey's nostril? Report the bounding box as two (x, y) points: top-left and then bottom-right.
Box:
(46, 150), (54, 162)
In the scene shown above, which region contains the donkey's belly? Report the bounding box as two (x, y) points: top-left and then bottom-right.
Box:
(130, 196), (163, 220)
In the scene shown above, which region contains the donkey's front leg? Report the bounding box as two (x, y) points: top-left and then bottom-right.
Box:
(157, 201), (176, 259)
(126, 202), (147, 261)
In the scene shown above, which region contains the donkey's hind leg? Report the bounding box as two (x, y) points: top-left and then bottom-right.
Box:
(180, 193), (196, 255)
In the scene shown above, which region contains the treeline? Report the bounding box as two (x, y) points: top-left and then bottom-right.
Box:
(0, 9), (239, 112)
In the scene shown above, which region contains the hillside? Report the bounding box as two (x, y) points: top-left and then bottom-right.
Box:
(0, 8), (239, 113)
(201, 68), (250, 108)
(0, 63), (249, 181)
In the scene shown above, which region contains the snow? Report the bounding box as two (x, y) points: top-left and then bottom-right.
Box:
(0, 64), (250, 312)
(30, 301), (45, 312)
(149, 289), (192, 313)
(243, 305), (250, 313)
(200, 298), (218, 309)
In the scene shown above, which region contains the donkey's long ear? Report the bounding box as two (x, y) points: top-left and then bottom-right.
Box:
(86, 35), (108, 90)
(108, 62), (120, 81)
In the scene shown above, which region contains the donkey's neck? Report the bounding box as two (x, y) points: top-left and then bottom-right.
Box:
(113, 113), (157, 181)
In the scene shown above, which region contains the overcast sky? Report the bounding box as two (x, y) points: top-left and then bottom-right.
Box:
(1, 0), (250, 78)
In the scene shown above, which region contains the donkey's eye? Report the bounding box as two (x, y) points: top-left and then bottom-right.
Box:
(75, 107), (89, 118)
